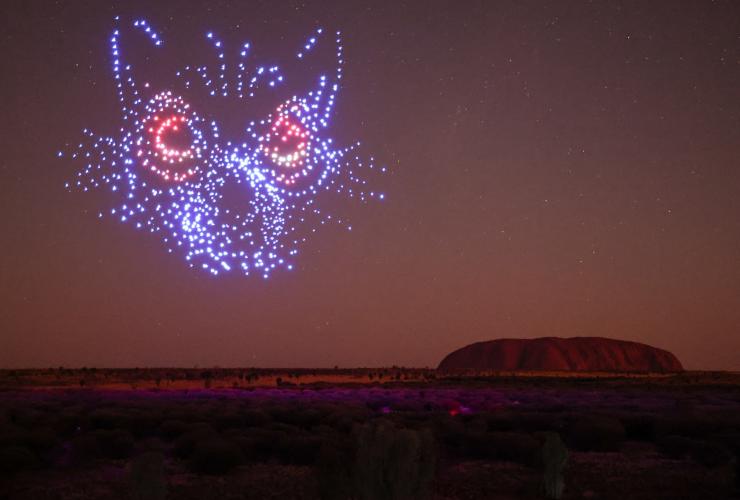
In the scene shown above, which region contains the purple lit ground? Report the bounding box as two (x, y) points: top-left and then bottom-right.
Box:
(1, 369), (739, 499)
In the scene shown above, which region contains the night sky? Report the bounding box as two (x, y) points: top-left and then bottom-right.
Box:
(2, 0), (739, 370)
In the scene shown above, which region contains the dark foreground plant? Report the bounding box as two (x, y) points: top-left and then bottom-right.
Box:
(318, 419), (437, 500)
(0, 445), (38, 476)
(129, 452), (167, 500)
(189, 438), (244, 474)
(541, 432), (568, 499)
(568, 416), (625, 452)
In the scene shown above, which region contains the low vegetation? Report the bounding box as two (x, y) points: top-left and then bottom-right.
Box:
(0, 369), (738, 499)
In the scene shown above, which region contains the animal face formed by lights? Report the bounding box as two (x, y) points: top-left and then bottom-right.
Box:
(62, 18), (384, 277)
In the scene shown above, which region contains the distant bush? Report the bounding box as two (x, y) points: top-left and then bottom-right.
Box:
(241, 409), (271, 427)
(277, 434), (323, 465)
(461, 430), (539, 465)
(488, 432), (540, 465)
(97, 429), (135, 459)
(657, 435), (733, 468)
(158, 419), (188, 440)
(568, 416), (625, 452)
(0, 423), (26, 448)
(485, 412), (517, 432)
(620, 414), (656, 441)
(516, 412), (563, 433)
(690, 440), (733, 468)
(129, 452), (167, 500)
(325, 408), (367, 433)
(228, 428), (284, 462)
(127, 411), (161, 438)
(434, 416), (539, 465)
(188, 438), (244, 474)
(433, 416), (467, 453)
(0, 445), (38, 476)
(213, 411), (244, 430)
(73, 429), (134, 460)
(90, 408), (128, 430)
(7, 408), (45, 429)
(173, 424), (218, 459)
(54, 410), (84, 437)
(22, 426), (57, 454)
(317, 437), (356, 500)
(655, 415), (720, 439)
(279, 408), (324, 429)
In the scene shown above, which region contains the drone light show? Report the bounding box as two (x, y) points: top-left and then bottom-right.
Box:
(60, 17), (384, 278)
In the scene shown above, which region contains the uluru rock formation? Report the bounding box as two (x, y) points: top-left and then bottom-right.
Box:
(438, 337), (683, 373)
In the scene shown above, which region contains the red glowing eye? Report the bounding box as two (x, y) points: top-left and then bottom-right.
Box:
(153, 115), (194, 161)
(258, 102), (315, 187)
(134, 93), (207, 183)
(262, 115), (310, 176)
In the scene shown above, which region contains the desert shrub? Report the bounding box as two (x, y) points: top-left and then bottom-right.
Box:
(173, 424), (218, 459)
(231, 427), (292, 462)
(90, 408), (129, 430)
(486, 413), (517, 432)
(352, 420), (437, 500)
(127, 411), (162, 438)
(269, 422), (301, 435)
(137, 437), (167, 454)
(317, 438), (356, 500)
(283, 408), (324, 429)
(714, 432), (740, 456)
(657, 435), (697, 459)
(72, 433), (102, 462)
(461, 415), (488, 434)
(54, 410), (83, 436)
(267, 403), (301, 424)
(568, 416), (625, 452)
(325, 408), (368, 432)
(541, 432), (568, 499)
(516, 412), (562, 433)
(0, 423), (25, 447)
(657, 435), (732, 468)
(188, 438), (244, 475)
(129, 452), (167, 500)
(620, 414), (656, 441)
(159, 419), (188, 440)
(7, 408), (44, 429)
(460, 431), (539, 465)
(434, 416), (467, 451)
(23, 426), (57, 454)
(277, 434), (324, 465)
(97, 429), (135, 459)
(213, 411), (244, 430)
(0, 445), (38, 476)
(488, 432), (540, 465)
(241, 409), (271, 427)
(73, 429), (135, 461)
(690, 440), (733, 467)
(365, 399), (392, 412)
(655, 415), (720, 439)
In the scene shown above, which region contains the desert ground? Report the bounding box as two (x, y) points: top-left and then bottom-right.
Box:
(1, 368), (739, 499)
